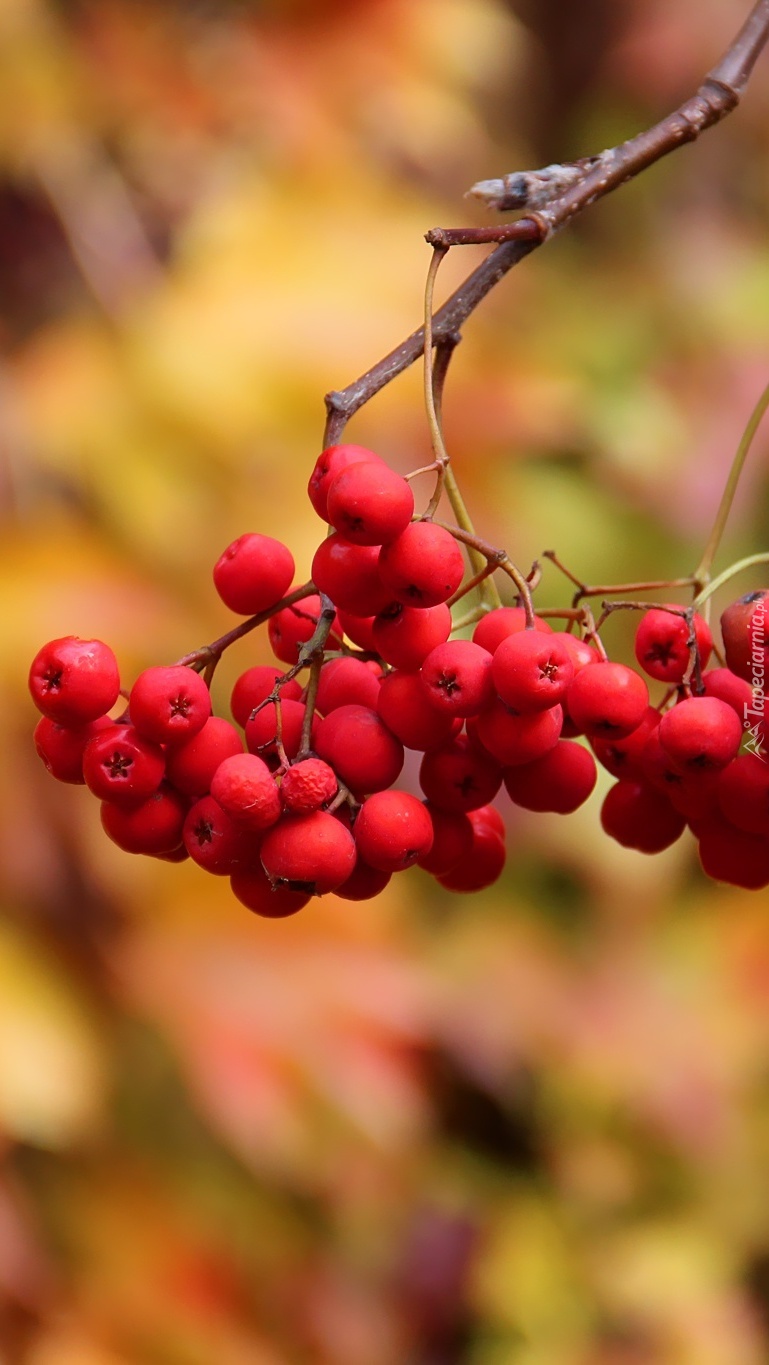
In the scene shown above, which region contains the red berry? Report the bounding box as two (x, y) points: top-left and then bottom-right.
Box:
(700, 667), (755, 719)
(100, 785), (188, 855)
(436, 811), (505, 892)
(33, 714), (112, 784)
(280, 758), (338, 813)
(230, 666), (302, 728)
(503, 740), (597, 813)
(129, 665), (212, 746)
(268, 594), (344, 666)
(308, 443), (383, 521)
(697, 813), (769, 889)
(29, 636), (120, 725)
(334, 857), (392, 901)
(311, 537), (394, 617)
(316, 657), (381, 714)
(716, 753), (769, 836)
(472, 698), (563, 766)
(337, 610), (378, 654)
(326, 461), (414, 546)
(353, 791), (434, 871)
(378, 522), (465, 607)
(245, 698), (316, 766)
(314, 704), (404, 794)
(377, 670), (460, 751)
(183, 796), (257, 875)
(230, 862), (311, 917)
(416, 804), (474, 876)
(373, 601), (452, 671)
(472, 606), (552, 654)
(491, 629), (574, 714)
(566, 662), (649, 739)
(260, 811), (356, 894)
(634, 606), (712, 683)
(213, 533), (294, 616)
(419, 640), (495, 717)
(83, 724), (166, 804)
(600, 780), (686, 852)
(590, 706), (660, 781)
(419, 735), (502, 813)
(658, 696), (742, 773)
(720, 590), (769, 684)
(164, 716), (244, 798)
(210, 752), (282, 830)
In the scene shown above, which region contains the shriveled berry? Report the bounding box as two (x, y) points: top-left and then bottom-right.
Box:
(29, 636), (120, 725)
(211, 752), (282, 830)
(280, 758), (338, 813)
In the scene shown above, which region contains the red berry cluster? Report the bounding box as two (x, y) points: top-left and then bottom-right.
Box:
(28, 444), (769, 913)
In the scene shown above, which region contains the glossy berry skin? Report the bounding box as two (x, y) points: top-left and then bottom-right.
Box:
(230, 863), (311, 918)
(373, 602), (452, 672)
(590, 706), (660, 781)
(420, 640), (495, 717)
(83, 724), (166, 804)
(416, 804), (474, 876)
(377, 670), (459, 751)
(268, 594), (344, 666)
(473, 698), (562, 767)
(491, 629), (574, 714)
(315, 704), (404, 794)
(310, 536), (394, 618)
(658, 696), (742, 773)
(326, 461), (414, 546)
(213, 533), (294, 616)
(183, 796), (257, 874)
(211, 752), (282, 830)
(34, 714), (112, 784)
(353, 790), (434, 871)
(472, 606), (552, 654)
(697, 813), (769, 889)
(100, 785), (188, 855)
(316, 657), (381, 715)
(337, 610), (378, 654)
(230, 667), (302, 729)
(260, 811), (356, 894)
(307, 443), (383, 522)
(245, 699), (315, 766)
(334, 857), (392, 901)
(436, 810), (505, 892)
(566, 662), (649, 739)
(634, 606), (712, 683)
(503, 740), (597, 814)
(717, 753), (769, 836)
(165, 716), (244, 798)
(378, 522), (465, 608)
(29, 636), (120, 725)
(600, 780), (686, 853)
(700, 667), (754, 720)
(129, 665), (212, 747)
(419, 735), (502, 813)
(720, 590), (769, 683)
(280, 758), (337, 814)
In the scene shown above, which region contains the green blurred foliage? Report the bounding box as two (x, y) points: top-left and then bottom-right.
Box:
(2, 0), (769, 1360)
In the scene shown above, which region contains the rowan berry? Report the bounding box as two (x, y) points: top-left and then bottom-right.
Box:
(213, 533), (294, 616)
(280, 758), (338, 813)
(472, 698), (563, 766)
(100, 785), (188, 855)
(230, 666), (302, 729)
(211, 752), (282, 830)
(311, 536), (394, 618)
(326, 460), (414, 545)
(29, 636), (120, 725)
(436, 810), (505, 892)
(308, 443), (383, 521)
(376, 670), (460, 751)
(333, 857), (393, 901)
(716, 753), (769, 837)
(33, 714), (112, 784)
(373, 601), (452, 671)
(416, 804), (474, 876)
(503, 740), (597, 814)
(129, 665), (212, 746)
(245, 698), (315, 766)
(314, 704), (404, 794)
(230, 862), (311, 918)
(419, 734), (502, 813)
(697, 813), (769, 889)
(590, 706), (660, 781)
(472, 606), (552, 654)
(268, 594), (344, 665)
(378, 522), (465, 607)
(419, 640), (495, 717)
(566, 661), (649, 739)
(353, 790), (434, 871)
(260, 811), (356, 894)
(720, 590), (769, 683)
(634, 606), (712, 682)
(83, 724), (166, 804)
(600, 780), (686, 852)
(337, 610), (378, 654)
(183, 796), (257, 874)
(164, 716), (243, 797)
(315, 656), (381, 714)
(658, 696), (742, 773)
(700, 667), (754, 718)
(491, 629), (574, 714)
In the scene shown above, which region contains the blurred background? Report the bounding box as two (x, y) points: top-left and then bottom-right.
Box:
(2, 0), (769, 1361)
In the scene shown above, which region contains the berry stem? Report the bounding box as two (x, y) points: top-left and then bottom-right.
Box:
(693, 551), (769, 609)
(692, 374), (769, 589)
(435, 522), (534, 625)
(177, 581), (316, 672)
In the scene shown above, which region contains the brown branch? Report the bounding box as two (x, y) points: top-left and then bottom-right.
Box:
(323, 0), (769, 445)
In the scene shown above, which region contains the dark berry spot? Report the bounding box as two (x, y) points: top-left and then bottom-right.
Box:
(170, 694), (191, 718)
(436, 672), (460, 696)
(192, 819), (214, 846)
(44, 668), (63, 691)
(104, 751), (133, 779)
